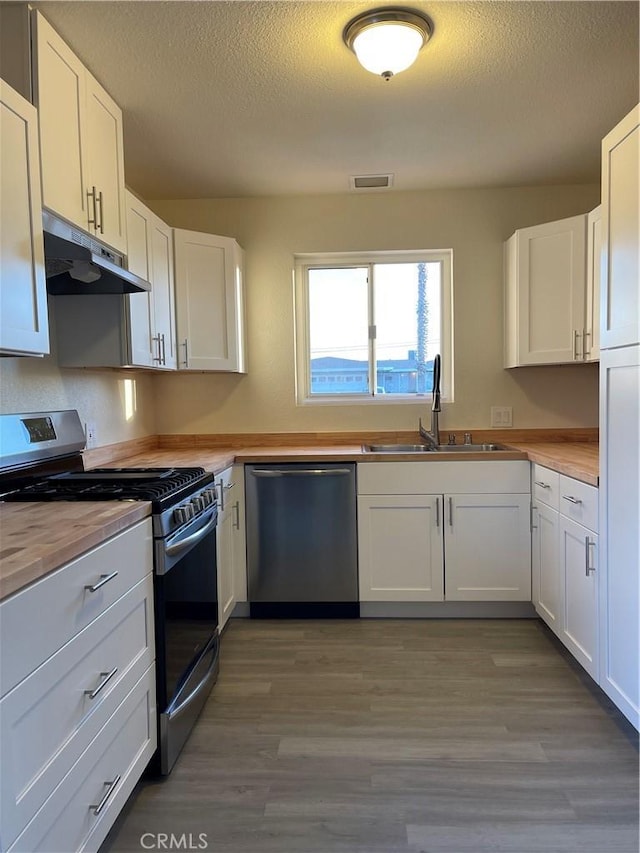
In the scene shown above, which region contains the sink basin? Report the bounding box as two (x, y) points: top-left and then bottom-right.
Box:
(436, 444), (506, 452)
(363, 444), (435, 453)
(362, 443), (508, 453)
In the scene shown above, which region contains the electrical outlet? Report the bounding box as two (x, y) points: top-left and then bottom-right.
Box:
(85, 422), (97, 448)
(491, 406), (513, 428)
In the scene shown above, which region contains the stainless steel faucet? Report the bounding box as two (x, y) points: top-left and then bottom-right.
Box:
(419, 354), (441, 449)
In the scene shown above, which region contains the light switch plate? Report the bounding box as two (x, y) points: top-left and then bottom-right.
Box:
(85, 422), (97, 448)
(491, 406), (513, 428)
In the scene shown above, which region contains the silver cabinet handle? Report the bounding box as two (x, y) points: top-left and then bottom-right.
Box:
(585, 536), (596, 576)
(181, 338), (189, 368)
(435, 496), (440, 528)
(232, 500), (240, 530)
(531, 505), (538, 530)
(152, 334), (162, 362)
(583, 329), (591, 358)
(90, 774), (121, 816)
(84, 667), (118, 700)
(573, 329), (583, 360)
(562, 495), (583, 504)
(160, 332), (166, 365)
(87, 186), (98, 231)
(84, 571), (118, 593)
(534, 481), (551, 489)
(448, 496), (453, 527)
(96, 190), (104, 234)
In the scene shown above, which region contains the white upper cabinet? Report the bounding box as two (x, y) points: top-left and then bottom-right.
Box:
(584, 205), (601, 361)
(504, 214), (587, 366)
(126, 191), (177, 370)
(173, 228), (246, 372)
(600, 104), (639, 350)
(32, 10), (126, 252)
(0, 80), (49, 356)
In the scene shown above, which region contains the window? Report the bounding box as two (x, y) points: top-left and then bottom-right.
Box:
(294, 250), (453, 404)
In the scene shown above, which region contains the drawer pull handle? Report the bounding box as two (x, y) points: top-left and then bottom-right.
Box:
(585, 536), (596, 576)
(448, 497), (453, 528)
(85, 667), (118, 700)
(534, 481), (551, 489)
(85, 571), (118, 593)
(90, 774), (121, 816)
(435, 497), (440, 528)
(562, 495), (583, 505)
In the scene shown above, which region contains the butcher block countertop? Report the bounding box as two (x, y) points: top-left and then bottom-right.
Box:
(0, 502), (151, 602)
(103, 431), (599, 487)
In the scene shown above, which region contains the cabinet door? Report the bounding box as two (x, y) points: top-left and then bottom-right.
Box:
(532, 502), (561, 632)
(599, 345), (639, 726)
(32, 10), (88, 230)
(357, 495), (444, 602)
(585, 206), (601, 361)
(0, 81), (49, 356)
(215, 467), (238, 630)
(600, 104), (639, 350)
(84, 73), (126, 252)
(174, 229), (246, 372)
(559, 517), (598, 679)
(231, 464), (247, 604)
(513, 215), (587, 365)
(125, 193), (155, 367)
(444, 494), (531, 601)
(150, 217), (177, 370)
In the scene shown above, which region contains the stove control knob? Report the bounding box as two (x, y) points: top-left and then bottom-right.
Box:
(173, 506), (189, 525)
(205, 488), (218, 505)
(192, 496), (206, 512)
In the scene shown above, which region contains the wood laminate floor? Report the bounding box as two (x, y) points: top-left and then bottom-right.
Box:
(102, 619), (639, 853)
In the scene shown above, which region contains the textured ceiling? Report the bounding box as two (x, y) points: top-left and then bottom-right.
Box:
(28, 0), (640, 199)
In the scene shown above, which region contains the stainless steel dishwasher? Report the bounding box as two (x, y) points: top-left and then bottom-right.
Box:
(245, 463), (359, 617)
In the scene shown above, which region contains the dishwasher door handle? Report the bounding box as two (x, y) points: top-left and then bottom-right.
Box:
(251, 469), (353, 477)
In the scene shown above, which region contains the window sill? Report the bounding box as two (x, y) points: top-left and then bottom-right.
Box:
(297, 395), (452, 407)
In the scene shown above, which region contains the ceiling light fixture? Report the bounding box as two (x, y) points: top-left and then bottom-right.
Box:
(343, 7), (433, 81)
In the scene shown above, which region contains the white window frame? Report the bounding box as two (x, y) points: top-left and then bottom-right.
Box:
(294, 249), (454, 406)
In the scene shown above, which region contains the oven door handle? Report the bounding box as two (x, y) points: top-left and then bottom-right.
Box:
(165, 643), (219, 722)
(165, 511), (217, 558)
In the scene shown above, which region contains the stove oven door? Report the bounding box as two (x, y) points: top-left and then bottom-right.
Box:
(154, 508), (219, 774)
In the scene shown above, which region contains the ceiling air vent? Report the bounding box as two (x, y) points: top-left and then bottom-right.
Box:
(350, 173), (394, 190)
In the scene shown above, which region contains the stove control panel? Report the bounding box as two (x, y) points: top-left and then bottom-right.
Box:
(172, 485), (217, 527)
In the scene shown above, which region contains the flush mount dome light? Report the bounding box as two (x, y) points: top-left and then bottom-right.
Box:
(343, 7), (433, 80)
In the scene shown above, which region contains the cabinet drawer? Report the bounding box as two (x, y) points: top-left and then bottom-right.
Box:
(559, 475), (598, 532)
(215, 466), (236, 522)
(0, 574), (154, 849)
(0, 519), (152, 696)
(8, 664), (156, 853)
(532, 465), (560, 509)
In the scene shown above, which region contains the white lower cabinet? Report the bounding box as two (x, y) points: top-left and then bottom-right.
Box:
(215, 465), (247, 630)
(531, 463), (599, 679)
(357, 462), (531, 603)
(444, 494), (531, 601)
(559, 517), (598, 677)
(0, 518), (156, 853)
(357, 495), (443, 601)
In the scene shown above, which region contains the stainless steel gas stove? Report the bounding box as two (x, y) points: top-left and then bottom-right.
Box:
(0, 410), (220, 775)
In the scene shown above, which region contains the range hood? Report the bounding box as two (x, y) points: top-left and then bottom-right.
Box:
(42, 211), (151, 295)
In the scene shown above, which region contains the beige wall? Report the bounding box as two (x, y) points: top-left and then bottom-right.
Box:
(151, 185), (600, 435)
(0, 299), (156, 446)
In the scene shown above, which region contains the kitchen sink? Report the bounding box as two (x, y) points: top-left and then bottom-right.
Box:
(436, 443), (507, 452)
(363, 444), (435, 453)
(362, 443), (508, 453)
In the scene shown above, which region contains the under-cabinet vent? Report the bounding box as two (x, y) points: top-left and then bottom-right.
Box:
(350, 173), (394, 190)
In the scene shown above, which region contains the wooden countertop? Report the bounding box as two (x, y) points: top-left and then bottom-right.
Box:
(0, 502), (151, 602)
(109, 440), (598, 485)
(1, 433), (597, 602)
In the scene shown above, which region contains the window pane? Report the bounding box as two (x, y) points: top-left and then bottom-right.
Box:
(374, 262), (441, 396)
(309, 267), (369, 395)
